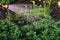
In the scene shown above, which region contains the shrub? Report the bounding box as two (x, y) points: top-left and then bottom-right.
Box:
(0, 16), (60, 40)
(19, 16), (60, 40)
(0, 20), (20, 40)
(0, 0), (14, 4)
(32, 16), (60, 40)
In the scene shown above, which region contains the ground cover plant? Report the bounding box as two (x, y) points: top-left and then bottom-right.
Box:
(0, 0), (60, 40)
(0, 16), (60, 40)
(0, 0), (14, 4)
(19, 16), (60, 40)
(0, 20), (20, 40)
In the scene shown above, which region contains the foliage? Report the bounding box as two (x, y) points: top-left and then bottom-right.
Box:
(0, 0), (58, 4)
(0, 16), (60, 40)
(0, 0), (14, 4)
(18, 16), (60, 40)
(6, 12), (20, 20)
(31, 16), (60, 40)
(0, 20), (20, 40)
(0, 0), (60, 40)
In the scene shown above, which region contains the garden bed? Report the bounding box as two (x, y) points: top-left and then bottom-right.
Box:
(0, 0), (60, 40)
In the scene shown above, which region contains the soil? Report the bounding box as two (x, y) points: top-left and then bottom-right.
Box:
(36, 0), (44, 7)
(50, 3), (60, 21)
(0, 8), (7, 20)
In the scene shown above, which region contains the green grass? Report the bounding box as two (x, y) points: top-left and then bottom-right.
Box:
(23, 7), (44, 16)
(17, 7), (50, 18)
(24, 7), (50, 17)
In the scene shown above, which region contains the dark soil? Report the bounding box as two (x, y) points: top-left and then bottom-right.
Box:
(10, 1), (31, 4)
(11, 19), (27, 27)
(0, 13), (7, 20)
(36, 0), (44, 7)
(0, 7), (7, 20)
(50, 3), (60, 21)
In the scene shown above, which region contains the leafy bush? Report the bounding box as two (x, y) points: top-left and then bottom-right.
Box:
(6, 12), (20, 20)
(0, 20), (20, 40)
(19, 16), (60, 40)
(0, 16), (60, 40)
(31, 16), (60, 40)
(0, 0), (14, 4)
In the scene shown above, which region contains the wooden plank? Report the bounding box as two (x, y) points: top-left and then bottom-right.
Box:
(8, 4), (32, 13)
